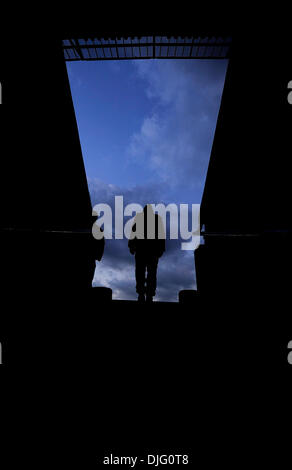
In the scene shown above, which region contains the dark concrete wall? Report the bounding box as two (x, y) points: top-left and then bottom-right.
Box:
(0, 36), (94, 296)
(201, 33), (292, 233)
(196, 31), (292, 323)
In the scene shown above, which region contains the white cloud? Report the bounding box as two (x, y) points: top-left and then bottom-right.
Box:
(93, 258), (136, 300)
(127, 59), (228, 190)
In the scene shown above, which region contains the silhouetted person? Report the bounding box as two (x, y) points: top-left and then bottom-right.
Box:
(128, 204), (165, 302)
(88, 214), (105, 287)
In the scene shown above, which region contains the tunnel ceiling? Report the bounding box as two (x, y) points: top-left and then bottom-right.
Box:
(62, 32), (232, 61)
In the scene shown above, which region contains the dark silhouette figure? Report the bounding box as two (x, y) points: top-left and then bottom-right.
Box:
(128, 205), (165, 302)
(89, 215), (105, 285)
(92, 215), (105, 260)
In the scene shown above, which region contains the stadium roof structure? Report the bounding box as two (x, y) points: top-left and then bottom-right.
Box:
(63, 33), (232, 61)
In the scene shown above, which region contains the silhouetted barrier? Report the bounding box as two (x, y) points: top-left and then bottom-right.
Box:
(179, 289), (198, 304)
(91, 286), (112, 302)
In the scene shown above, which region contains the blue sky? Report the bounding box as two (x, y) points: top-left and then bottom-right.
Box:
(66, 58), (228, 301)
